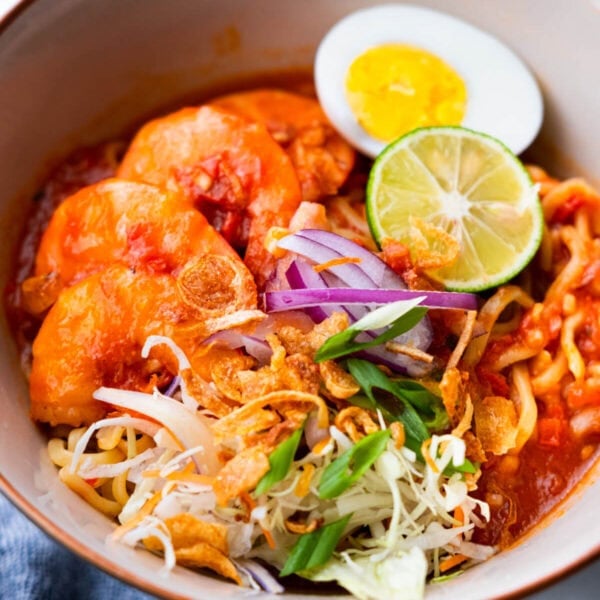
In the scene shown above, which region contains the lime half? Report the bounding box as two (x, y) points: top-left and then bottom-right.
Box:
(366, 126), (543, 292)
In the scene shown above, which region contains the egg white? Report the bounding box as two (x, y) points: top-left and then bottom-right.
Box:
(315, 4), (543, 158)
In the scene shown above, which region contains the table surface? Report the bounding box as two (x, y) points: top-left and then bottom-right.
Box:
(526, 556), (600, 600)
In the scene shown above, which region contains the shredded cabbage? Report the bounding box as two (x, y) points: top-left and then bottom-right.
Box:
(64, 336), (493, 598)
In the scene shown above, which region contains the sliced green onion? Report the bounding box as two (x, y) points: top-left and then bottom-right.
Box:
(314, 299), (427, 362)
(318, 429), (392, 499)
(446, 458), (477, 475)
(430, 570), (465, 584)
(346, 358), (429, 450)
(280, 514), (352, 577)
(255, 424), (304, 496)
(393, 381), (449, 432)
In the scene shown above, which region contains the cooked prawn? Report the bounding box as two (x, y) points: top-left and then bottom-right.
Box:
(30, 257), (258, 427)
(34, 179), (238, 281)
(211, 89), (355, 202)
(24, 179), (238, 313)
(117, 105), (302, 288)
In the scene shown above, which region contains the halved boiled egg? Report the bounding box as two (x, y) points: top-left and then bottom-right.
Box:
(315, 4), (543, 157)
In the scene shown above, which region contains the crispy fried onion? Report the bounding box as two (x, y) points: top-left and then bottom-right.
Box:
(212, 390), (329, 443)
(439, 368), (470, 429)
(177, 309), (267, 349)
(277, 312), (349, 356)
(439, 368), (484, 462)
(334, 406), (379, 442)
(212, 390), (329, 472)
(473, 396), (518, 456)
(212, 334), (321, 404)
(408, 216), (461, 271)
(285, 515), (322, 534)
(210, 354), (256, 404)
(142, 513), (241, 583)
(439, 368), (474, 439)
(181, 368), (238, 417)
(212, 445), (270, 507)
(177, 255), (257, 318)
(319, 360), (360, 399)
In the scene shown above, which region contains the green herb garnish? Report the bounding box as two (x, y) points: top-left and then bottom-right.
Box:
(255, 424), (304, 495)
(318, 429), (392, 499)
(280, 514), (352, 577)
(346, 358), (429, 452)
(314, 298), (427, 362)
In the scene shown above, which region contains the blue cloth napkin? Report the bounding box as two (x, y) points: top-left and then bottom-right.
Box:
(0, 492), (155, 600)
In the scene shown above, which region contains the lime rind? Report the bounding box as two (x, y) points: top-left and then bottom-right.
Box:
(366, 126), (543, 292)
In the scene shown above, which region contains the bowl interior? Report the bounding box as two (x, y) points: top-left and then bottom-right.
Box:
(1, 1), (600, 598)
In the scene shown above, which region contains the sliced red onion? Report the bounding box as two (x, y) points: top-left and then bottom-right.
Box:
(277, 229), (441, 374)
(236, 559), (284, 594)
(278, 229), (404, 288)
(202, 330), (272, 365)
(265, 288), (478, 311)
(285, 259), (335, 323)
(283, 259), (433, 376)
(279, 231), (376, 288)
(163, 375), (181, 398)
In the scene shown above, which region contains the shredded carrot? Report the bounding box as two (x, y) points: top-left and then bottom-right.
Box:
(111, 490), (163, 539)
(390, 422), (405, 449)
(239, 492), (277, 550)
(165, 472), (214, 485)
(294, 464), (315, 498)
(261, 526), (277, 549)
(421, 438), (439, 473)
(312, 437), (332, 456)
(239, 491), (256, 523)
(141, 469), (161, 478)
(313, 256), (362, 272)
(453, 506), (464, 527)
(439, 553), (468, 573)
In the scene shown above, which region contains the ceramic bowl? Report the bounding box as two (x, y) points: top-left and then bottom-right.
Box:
(1, 1), (599, 598)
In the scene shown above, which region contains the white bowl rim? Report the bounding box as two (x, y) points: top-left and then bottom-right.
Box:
(0, 1), (599, 598)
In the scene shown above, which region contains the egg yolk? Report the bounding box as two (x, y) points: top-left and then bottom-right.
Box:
(345, 44), (467, 142)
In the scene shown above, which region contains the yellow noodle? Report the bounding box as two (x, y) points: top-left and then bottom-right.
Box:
(97, 425), (125, 451)
(126, 426), (137, 458)
(511, 363), (538, 453)
(546, 226), (588, 299)
(59, 468), (121, 517)
(111, 471), (130, 507)
(541, 178), (599, 222)
(561, 312), (586, 382)
(67, 427), (87, 452)
(117, 433), (155, 457)
(531, 351), (569, 396)
(463, 286), (534, 367)
(490, 344), (540, 372)
(491, 306), (528, 335)
(48, 438), (125, 469)
(574, 207), (591, 241)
